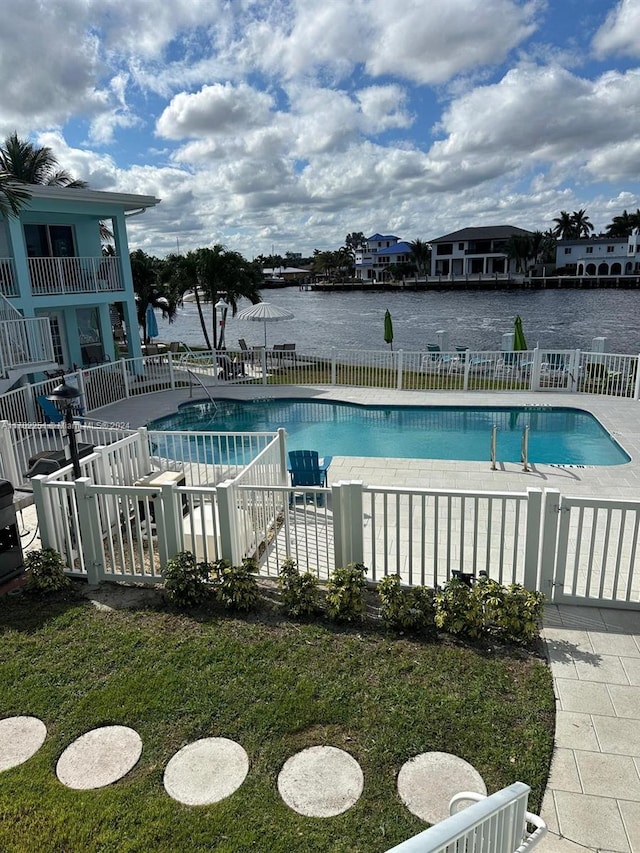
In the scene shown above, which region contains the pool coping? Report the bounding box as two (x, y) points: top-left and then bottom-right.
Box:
(92, 385), (640, 500)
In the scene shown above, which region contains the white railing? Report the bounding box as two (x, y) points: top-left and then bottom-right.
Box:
(385, 782), (546, 853)
(0, 258), (17, 298)
(0, 316), (54, 375)
(27, 255), (122, 295)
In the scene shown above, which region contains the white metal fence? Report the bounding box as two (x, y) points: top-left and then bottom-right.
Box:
(384, 782), (546, 853)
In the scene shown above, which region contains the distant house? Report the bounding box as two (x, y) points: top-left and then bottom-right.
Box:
(355, 234), (414, 281)
(555, 231), (640, 276)
(429, 225), (533, 277)
(0, 184), (159, 391)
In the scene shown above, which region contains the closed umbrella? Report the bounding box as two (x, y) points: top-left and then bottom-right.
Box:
(513, 315), (527, 351)
(384, 309), (393, 350)
(236, 302), (294, 347)
(146, 304), (159, 340)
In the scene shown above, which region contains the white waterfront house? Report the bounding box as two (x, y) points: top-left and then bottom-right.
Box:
(555, 230), (640, 276)
(0, 184), (159, 392)
(354, 234), (414, 281)
(429, 225), (532, 278)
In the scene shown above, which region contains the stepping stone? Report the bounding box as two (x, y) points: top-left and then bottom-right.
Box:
(163, 737), (249, 806)
(56, 725), (142, 790)
(397, 751), (486, 824)
(277, 746), (364, 817)
(0, 716), (47, 772)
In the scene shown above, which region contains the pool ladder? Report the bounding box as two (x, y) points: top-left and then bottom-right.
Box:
(490, 424), (530, 472)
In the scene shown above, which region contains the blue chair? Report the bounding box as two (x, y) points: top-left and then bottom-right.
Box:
(287, 450), (332, 506)
(36, 395), (84, 424)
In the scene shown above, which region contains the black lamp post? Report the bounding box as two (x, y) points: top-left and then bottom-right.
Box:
(47, 380), (82, 479)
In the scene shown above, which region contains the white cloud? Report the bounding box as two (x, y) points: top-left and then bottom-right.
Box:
(592, 0), (640, 58)
(157, 83), (275, 139)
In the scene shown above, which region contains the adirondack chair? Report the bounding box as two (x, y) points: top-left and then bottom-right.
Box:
(37, 394), (84, 424)
(287, 450), (332, 506)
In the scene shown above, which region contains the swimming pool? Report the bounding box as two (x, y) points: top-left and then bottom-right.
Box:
(147, 398), (629, 466)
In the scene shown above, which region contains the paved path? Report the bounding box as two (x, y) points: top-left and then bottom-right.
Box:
(539, 605), (640, 853)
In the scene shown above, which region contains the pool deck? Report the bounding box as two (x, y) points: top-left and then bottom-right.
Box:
(94, 385), (640, 499)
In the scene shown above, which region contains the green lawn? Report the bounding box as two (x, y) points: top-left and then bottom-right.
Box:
(0, 590), (554, 853)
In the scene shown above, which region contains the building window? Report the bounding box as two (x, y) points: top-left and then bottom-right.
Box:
(458, 243), (464, 250)
(24, 224), (76, 258)
(564, 247), (572, 255)
(607, 246), (614, 253)
(436, 243), (453, 256)
(586, 247), (593, 254)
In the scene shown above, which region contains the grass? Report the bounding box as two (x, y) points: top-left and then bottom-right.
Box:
(0, 590), (554, 853)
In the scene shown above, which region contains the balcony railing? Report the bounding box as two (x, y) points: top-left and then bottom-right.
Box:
(0, 258), (18, 298)
(0, 316), (55, 376)
(28, 256), (123, 296)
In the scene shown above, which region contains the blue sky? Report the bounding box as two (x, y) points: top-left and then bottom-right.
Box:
(2, 0), (640, 258)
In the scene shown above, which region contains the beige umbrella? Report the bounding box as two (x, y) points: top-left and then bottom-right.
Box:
(236, 302), (294, 347)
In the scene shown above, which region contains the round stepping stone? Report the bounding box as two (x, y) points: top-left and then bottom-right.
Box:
(56, 725), (142, 790)
(0, 716), (47, 772)
(163, 737), (249, 806)
(277, 746), (364, 817)
(397, 751), (486, 824)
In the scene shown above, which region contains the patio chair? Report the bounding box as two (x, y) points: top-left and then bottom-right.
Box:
(422, 343), (457, 373)
(217, 354), (246, 380)
(582, 361), (623, 394)
(287, 450), (332, 506)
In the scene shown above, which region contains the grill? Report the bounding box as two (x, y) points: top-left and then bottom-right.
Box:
(0, 480), (24, 584)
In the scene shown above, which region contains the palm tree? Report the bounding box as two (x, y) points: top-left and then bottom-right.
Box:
(0, 171), (31, 217)
(163, 246), (262, 350)
(130, 250), (179, 343)
(409, 238), (431, 277)
(506, 234), (533, 274)
(0, 132), (87, 187)
(552, 211), (577, 240)
(571, 209), (594, 239)
(605, 209), (640, 238)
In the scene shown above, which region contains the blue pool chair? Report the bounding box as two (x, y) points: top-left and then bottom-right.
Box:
(287, 450), (332, 506)
(36, 395), (84, 424)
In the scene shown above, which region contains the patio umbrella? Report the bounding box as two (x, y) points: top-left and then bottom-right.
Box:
(384, 309), (394, 350)
(146, 304), (159, 340)
(236, 302), (294, 348)
(513, 315), (527, 351)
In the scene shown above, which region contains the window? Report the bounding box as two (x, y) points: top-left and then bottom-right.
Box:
(607, 245), (614, 253)
(458, 243), (464, 250)
(564, 247), (572, 255)
(24, 224), (75, 258)
(586, 247), (593, 254)
(436, 243), (453, 256)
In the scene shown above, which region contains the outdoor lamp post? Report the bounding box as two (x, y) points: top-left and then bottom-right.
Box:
(215, 297), (229, 350)
(47, 380), (82, 479)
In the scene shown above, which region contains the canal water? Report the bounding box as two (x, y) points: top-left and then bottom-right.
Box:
(155, 287), (640, 355)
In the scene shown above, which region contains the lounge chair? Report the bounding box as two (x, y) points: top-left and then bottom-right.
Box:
(422, 343), (457, 373)
(287, 450), (332, 506)
(582, 361), (623, 394)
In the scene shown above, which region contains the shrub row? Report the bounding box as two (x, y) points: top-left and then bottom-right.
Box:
(163, 553), (545, 644)
(21, 548), (544, 645)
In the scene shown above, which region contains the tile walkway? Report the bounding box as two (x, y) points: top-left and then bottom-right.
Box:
(539, 605), (640, 852)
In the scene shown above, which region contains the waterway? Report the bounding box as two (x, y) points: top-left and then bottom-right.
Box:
(154, 287), (640, 355)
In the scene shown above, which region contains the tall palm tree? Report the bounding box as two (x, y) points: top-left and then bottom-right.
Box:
(163, 246), (262, 350)
(409, 238), (431, 277)
(0, 171), (31, 217)
(0, 132), (87, 187)
(130, 250), (179, 343)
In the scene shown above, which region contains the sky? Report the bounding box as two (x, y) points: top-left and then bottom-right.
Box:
(2, 0), (640, 259)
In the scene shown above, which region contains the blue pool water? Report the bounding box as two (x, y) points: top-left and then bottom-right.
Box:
(147, 399), (629, 466)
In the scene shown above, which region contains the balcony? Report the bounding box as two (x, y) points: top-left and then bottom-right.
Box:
(0, 316), (55, 378)
(27, 256), (123, 296)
